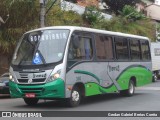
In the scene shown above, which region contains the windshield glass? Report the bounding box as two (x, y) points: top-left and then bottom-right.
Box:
(12, 29), (70, 65)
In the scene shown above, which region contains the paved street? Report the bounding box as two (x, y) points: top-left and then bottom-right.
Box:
(0, 81), (160, 111)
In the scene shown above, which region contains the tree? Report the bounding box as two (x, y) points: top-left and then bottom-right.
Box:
(102, 0), (140, 15)
(119, 5), (146, 21)
(0, 0), (39, 53)
(83, 6), (104, 26)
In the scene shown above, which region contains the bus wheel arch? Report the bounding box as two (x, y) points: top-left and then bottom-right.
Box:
(67, 82), (85, 107)
(120, 77), (135, 97)
(130, 76), (137, 87)
(73, 82), (85, 98)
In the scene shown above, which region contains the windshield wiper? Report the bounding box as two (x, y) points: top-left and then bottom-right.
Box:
(32, 37), (46, 64)
(18, 39), (46, 66)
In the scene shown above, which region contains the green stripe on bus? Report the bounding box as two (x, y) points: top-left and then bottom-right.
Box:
(74, 70), (101, 83)
(85, 82), (118, 96)
(75, 66), (152, 96)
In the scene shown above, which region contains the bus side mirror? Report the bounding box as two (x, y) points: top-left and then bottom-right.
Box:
(72, 35), (80, 49)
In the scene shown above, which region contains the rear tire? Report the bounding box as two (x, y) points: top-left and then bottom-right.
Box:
(67, 87), (81, 107)
(120, 80), (135, 97)
(24, 98), (39, 106)
(152, 73), (157, 82)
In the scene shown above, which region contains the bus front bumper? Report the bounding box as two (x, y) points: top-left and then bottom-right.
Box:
(9, 78), (65, 99)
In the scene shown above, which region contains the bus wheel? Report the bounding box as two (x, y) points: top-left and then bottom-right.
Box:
(120, 80), (135, 97)
(23, 98), (39, 106)
(152, 73), (157, 82)
(67, 87), (81, 107)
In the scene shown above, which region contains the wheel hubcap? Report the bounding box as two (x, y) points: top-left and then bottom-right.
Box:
(154, 74), (157, 81)
(129, 83), (134, 94)
(72, 91), (79, 102)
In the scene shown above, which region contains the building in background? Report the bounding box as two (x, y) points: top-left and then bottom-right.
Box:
(135, 0), (160, 41)
(155, 0), (160, 5)
(145, 4), (160, 22)
(144, 0), (160, 41)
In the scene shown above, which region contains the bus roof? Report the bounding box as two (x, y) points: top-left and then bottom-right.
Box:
(26, 26), (149, 40)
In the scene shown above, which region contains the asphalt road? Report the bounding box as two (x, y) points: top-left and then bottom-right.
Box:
(0, 81), (160, 111)
(1, 81), (160, 120)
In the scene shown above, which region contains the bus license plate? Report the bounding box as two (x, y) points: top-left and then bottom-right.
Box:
(25, 93), (35, 98)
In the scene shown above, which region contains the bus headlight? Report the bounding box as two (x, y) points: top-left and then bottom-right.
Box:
(53, 73), (60, 79)
(50, 73), (60, 80)
(47, 70), (61, 82)
(9, 75), (15, 82)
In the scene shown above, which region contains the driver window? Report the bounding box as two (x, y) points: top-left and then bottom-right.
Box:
(68, 37), (93, 60)
(67, 34), (93, 67)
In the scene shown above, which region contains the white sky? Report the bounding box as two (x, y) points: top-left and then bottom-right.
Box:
(155, 0), (160, 5)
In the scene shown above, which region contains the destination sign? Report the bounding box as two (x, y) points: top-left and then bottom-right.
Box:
(29, 30), (68, 42)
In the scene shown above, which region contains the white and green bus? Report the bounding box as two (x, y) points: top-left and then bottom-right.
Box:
(9, 26), (152, 107)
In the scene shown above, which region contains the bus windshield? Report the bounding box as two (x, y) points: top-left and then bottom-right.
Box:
(12, 29), (70, 66)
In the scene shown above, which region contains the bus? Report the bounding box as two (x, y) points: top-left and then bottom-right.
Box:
(9, 26), (152, 107)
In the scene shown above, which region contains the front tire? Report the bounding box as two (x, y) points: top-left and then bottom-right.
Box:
(120, 80), (135, 97)
(24, 98), (39, 106)
(67, 87), (81, 107)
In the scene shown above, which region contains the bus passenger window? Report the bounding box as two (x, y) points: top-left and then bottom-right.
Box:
(115, 37), (129, 60)
(95, 35), (114, 60)
(95, 35), (106, 60)
(68, 37), (93, 61)
(104, 36), (114, 60)
(130, 40), (141, 60)
(141, 41), (150, 60)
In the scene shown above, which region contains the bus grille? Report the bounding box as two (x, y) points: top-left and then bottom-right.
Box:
(19, 87), (43, 94)
(17, 78), (46, 83)
(16, 71), (47, 84)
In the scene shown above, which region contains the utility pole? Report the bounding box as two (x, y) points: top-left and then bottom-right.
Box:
(40, 0), (46, 27)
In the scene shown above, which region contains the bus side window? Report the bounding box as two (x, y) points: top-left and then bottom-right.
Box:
(95, 34), (106, 60)
(130, 39), (141, 60)
(141, 40), (150, 60)
(95, 34), (114, 60)
(104, 36), (114, 60)
(68, 35), (93, 67)
(115, 37), (129, 60)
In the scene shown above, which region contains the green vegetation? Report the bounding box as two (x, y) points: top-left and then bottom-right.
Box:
(83, 6), (104, 25)
(0, 0), (39, 54)
(102, 0), (140, 15)
(46, 6), (83, 26)
(0, 0), (156, 55)
(83, 5), (155, 41)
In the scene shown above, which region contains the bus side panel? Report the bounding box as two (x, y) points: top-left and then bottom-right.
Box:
(65, 62), (117, 98)
(84, 83), (117, 96)
(108, 61), (152, 90)
(116, 65), (152, 90)
(65, 61), (152, 98)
